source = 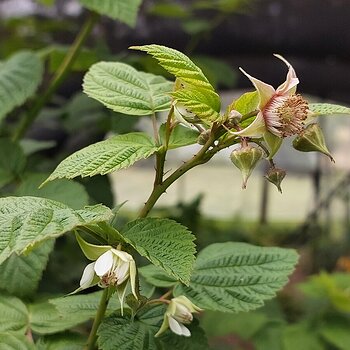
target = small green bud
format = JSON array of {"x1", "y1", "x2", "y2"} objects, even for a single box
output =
[
  {"x1": 293, "y1": 123, "x2": 334, "y2": 162},
  {"x1": 265, "y1": 167, "x2": 286, "y2": 193},
  {"x1": 225, "y1": 110, "x2": 242, "y2": 128},
  {"x1": 230, "y1": 145, "x2": 263, "y2": 189},
  {"x1": 197, "y1": 130, "x2": 211, "y2": 145}
]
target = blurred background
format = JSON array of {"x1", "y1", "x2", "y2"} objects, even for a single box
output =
[{"x1": 1, "y1": 0, "x2": 350, "y2": 349}]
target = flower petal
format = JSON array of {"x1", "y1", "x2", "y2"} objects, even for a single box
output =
[
  {"x1": 274, "y1": 54, "x2": 299, "y2": 95},
  {"x1": 168, "y1": 316, "x2": 185, "y2": 336},
  {"x1": 110, "y1": 248, "x2": 133, "y2": 262},
  {"x1": 94, "y1": 250, "x2": 114, "y2": 277},
  {"x1": 80, "y1": 262, "x2": 96, "y2": 289},
  {"x1": 115, "y1": 260, "x2": 130, "y2": 285},
  {"x1": 129, "y1": 260, "x2": 138, "y2": 299},
  {"x1": 231, "y1": 112, "x2": 266, "y2": 138},
  {"x1": 239, "y1": 67, "x2": 275, "y2": 108},
  {"x1": 179, "y1": 323, "x2": 191, "y2": 337}
]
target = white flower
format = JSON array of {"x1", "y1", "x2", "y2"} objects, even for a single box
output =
[
  {"x1": 155, "y1": 296, "x2": 202, "y2": 337},
  {"x1": 75, "y1": 234, "x2": 137, "y2": 309}
]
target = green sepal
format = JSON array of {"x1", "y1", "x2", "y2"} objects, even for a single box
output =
[
  {"x1": 75, "y1": 232, "x2": 111, "y2": 260},
  {"x1": 263, "y1": 131, "x2": 282, "y2": 159}
]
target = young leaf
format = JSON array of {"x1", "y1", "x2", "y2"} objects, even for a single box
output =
[
  {"x1": 0, "y1": 138, "x2": 26, "y2": 188},
  {"x1": 0, "y1": 332, "x2": 35, "y2": 349},
  {"x1": 0, "y1": 51, "x2": 43, "y2": 122},
  {"x1": 139, "y1": 264, "x2": 178, "y2": 288},
  {"x1": 79, "y1": 0, "x2": 142, "y2": 27},
  {"x1": 83, "y1": 62, "x2": 173, "y2": 115},
  {"x1": 159, "y1": 123, "x2": 199, "y2": 149},
  {"x1": 172, "y1": 87, "x2": 221, "y2": 122},
  {"x1": 43, "y1": 133, "x2": 159, "y2": 184},
  {"x1": 121, "y1": 218, "x2": 196, "y2": 286},
  {"x1": 229, "y1": 91, "x2": 259, "y2": 116},
  {"x1": 0, "y1": 240, "x2": 54, "y2": 298},
  {"x1": 309, "y1": 103, "x2": 350, "y2": 117},
  {"x1": 174, "y1": 242, "x2": 298, "y2": 312},
  {"x1": 0, "y1": 196, "x2": 112, "y2": 264},
  {"x1": 0, "y1": 295, "x2": 28, "y2": 334},
  {"x1": 130, "y1": 45, "x2": 215, "y2": 92}
]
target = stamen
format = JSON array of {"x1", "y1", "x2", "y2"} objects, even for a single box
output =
[{"x1": 263, "y1": 94, "x2": 309, "y2": 137}]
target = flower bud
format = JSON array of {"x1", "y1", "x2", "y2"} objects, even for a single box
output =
[
  {"x1": 155, "y1": 296, "x2": 202, "y2": 337},
  {"x1": 293, "y1": 123, "x2": 334, "y2": 162},
  {"x1": 230, "y1": 145, "x2": 263, "y2": 189},
  {"x1": 197, "y1": 129, "x2": 211, "y2": 145},
  {"x1": 265, "y1": 167, "x2": 286, "y2": 193},
  {"x1": 225, "y1": 110, "x2": 242, "y2": 128}
]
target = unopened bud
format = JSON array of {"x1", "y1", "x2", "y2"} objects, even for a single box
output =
[
  {"x1": 265, "y1": 167, "x2": 286, "y2": 193},
  {"x1": 197, "y1": 130, "x2": 211, "y2": 145},
  {"x1": 225, "y1": 110, "x2": 242, "y2": 128},
  {"x1": 293, "y1": 123, "x2": 334, "y2": 162},
  {"x1": 230, "y1": 145, "x2": 263, "y2": 189}
]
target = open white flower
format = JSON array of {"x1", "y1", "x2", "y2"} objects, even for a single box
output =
[
  {"x1": 75, "y1": 234, "x2": 137, "y2": 308},
  {"x1": 155, "y1": 296, "x2": 202, "y2": 337},
  {"x1": 235, "y1": 54, "x2": 309, "y2": 138}
]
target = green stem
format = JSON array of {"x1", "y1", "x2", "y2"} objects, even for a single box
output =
[
  {"x1": 86, "y1": 288, "x2": 110, "y2": 350},
  {"x1": 13, "y1": 11, "x2": 99, "y2": 141}
]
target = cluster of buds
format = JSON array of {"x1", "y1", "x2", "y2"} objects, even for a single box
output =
[
  {"x1": 74, "y1": 233, "x2": 137, "y2": 311},
  {"x1": 156, "y1": 296, "x2": 202, "y2": 337}
]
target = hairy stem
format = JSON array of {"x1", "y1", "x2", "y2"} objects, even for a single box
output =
[
  {"x1": 13, "y1": 11, "x2": 99, "y2": 141},
  {"x1": 86, "y1": 288, "x2": 110, "y2": 350}
]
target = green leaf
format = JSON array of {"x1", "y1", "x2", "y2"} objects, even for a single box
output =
[
  {"x1": 97, "y1": 306, "x2": 209, "y2": 350},
  {"x1": 148, "y1": 3, "x2": 190, "y2": 19},
  {"x1": 0, "y1": 51, "x2": 43, "y2": 122},
  {"x1": 43, "y1": 133, "x2": 159, "y2": 183},
  {"x1": 229, "y1": 91, "x2": 259, "y2": 116},
  {"x1": 139, "y1": 264, "x2": 178, "y2": 288},
  {"x1": 19, "y1": 139, "x2": 56, "y2": 156},
  {"x1": 282, "y1": 323, "x2": 325, "y2": 350},
  {"x1": 309, "y1": 103, "x2": 350, "y2": 116},
  {"x1": 79, "y1": 0, "x2": 142, "y2": 27},
  {"x1": 17, "y1": 173, "x2": 89, "y2": 209},
  {"x1": 97, "y1": 306, "x2": 164, "y2": 350},
  {"x1": 121, "y1": 218, "x2": 196, "y2": 286},
  {"x1": 320, "y1": 318, "x2": 350, "y2": 350},
  {"x1": 0, "y1": 295, "x2": 28, "y2": 334},
  {"x1": 159, "y1": 123, "x2": 199, "y2": 149},
  {"x1": 36, "y1": 333, "x2": 86, "y2": 350},
  {"x1": 83, "y1": 62, "x2": 173, "y2": 115},
  {"x1": 129, "y1": 45, "x2": 216, "y2": 93},
  {"x1": 172, "y1": 87, "x2": 221, "y2": 122},
  {"x1": 175, "y1": 242, "x2": 298, "y2": 312},
  {"x1": 0, "y1": 332, "x2": 35, "y2": 349},
  {"x1": 0, "y1": 138, "x2": 26, "y2": 188},
  {"x1": 0, "y1": 196, "x2": 112, "y2": 264},
  {"x1": 0, "y1": 240, "x2": 54, "y2": 298}
]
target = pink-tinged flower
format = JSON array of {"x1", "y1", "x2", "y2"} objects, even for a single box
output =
[{"x1": 235, "y1": 55, "x2": 309, "y2": 138}]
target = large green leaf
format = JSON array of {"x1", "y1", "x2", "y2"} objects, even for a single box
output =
[
  {"x1": 83, "y1": 62, "x2": 173, "y2": 115},
  {"x1": 121, "y1": 218, "x2": 196, "y2": 286},
  {"x1": 97, "y1": 306, "x2": 209, "y2": 350},
  {"x1": 43, "y1": 133, "x2": 159, "y2": 184},
  {"x1": 309, "y1": 103, "x2": 350, "y2": 117},
  {"x1": 320, "y1": 318, "x2": 350, "y2": 350},
  {"x1": 175, "y1": 242, "x2": 298, "y2": 312},
  {"x1": 0, "y1": 139, "x2": 26, "y2": 188},
  {"x1": 0, "y1": 332, "x2": 35, "y2": 350},
  {"x1": 0, "y1": 51, "x2": 43, "y2": 121},
  {"x1": 0, "y1": 196, "x2": 112, "y2": 264},
  {"x1": 0, "y1": 240, "x2": 54, "y2": 298},
  {"x1": 17, "y1": 173, "x2": 89, "y2": 209},
  {"x1": 0, "y1": 295, "x2": 28, "y2": 334},
  {"x1": 79, "y1": 0, "x2": 142, "y2": 27},
  {"x1": 130, "y1": 45, "x2": 215, "y2": 92},
  {"x1": 139, "y1": 264, "x2": 178, "y2": 288}
]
